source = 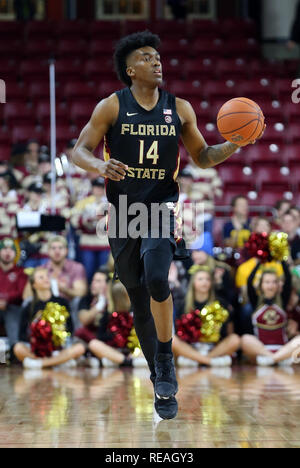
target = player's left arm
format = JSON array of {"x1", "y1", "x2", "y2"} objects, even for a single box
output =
[{"x1": 176, "y1": 98, "x2": 265, "y2": 169}]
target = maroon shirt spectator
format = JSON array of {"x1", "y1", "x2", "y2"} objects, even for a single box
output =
[
  {"x1": 43, "y1": 236, "x2": 87, "y2": 301},
  {"x1": 0, "y1": 238, "x2": 28, "y2": 347}
]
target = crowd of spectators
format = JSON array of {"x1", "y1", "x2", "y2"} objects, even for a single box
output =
[{"x1": 0, "y1": 138, "x2": 300, "y2": 369}]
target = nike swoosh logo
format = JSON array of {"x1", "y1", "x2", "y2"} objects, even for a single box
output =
[{"x1": 127, "y1": 112, "x2": 138, "y2": 116}]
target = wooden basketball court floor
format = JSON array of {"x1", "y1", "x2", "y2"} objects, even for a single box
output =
[{"x1": 1, "y1": 365, "x2": 300, "y2": 448}]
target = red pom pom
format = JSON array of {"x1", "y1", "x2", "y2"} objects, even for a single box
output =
[
  {"x1": 30, "y1": 320, "x2": 54, "y2": 357},
  {"x1": 107, "y1": 311, "x2": 134, "y2": 349},
  {"x1": 245, "y1": 232, "x2": 270, "y2": 262},
  {"x1": 175, "y1": 310, "x2": 202, "y2": 344}
]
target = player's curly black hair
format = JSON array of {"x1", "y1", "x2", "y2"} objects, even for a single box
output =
[{"x1": 113, "y1": 30, "x2": 161, "y2": 87}]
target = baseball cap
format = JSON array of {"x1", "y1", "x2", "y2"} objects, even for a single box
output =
[
  {"x1": 43, "y1": 172, "x2": 54, "y2": 184},
  {"x1": 92, "y1": 177, "x2": 105, "y2": 187},
  {"x1": 0, "y1": 238, "x2": 16, "y2": 252},
  {"x1": 27, "y1": 182, "x2": 44, "y2": 194},
  {"x1": 66, "y1": 139, "x2": 78, "y2": 149},
  {"x1": 178, "y1": 168, "x2": 193, "y2": 178}
]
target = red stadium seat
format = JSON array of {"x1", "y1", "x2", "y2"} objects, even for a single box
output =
[
  {"x1": 202, "y1": 80, "x2": 238, "y2": 101},
  {"x1": 282, "y1": 144, "x2": 300, "y2": 164},
  {"x1": 224, "y1": 38, "x2": 260, "y2": 58},
  {"x1": 224, "y1": 182, "x2": 254, "y2": 195},
  {"x1": 36, "y1": 101, "x2": 69, "y2": 126},
  {"x1": 244, "y1": 143, "x2": 283, "y2": 165},
  {"x1": 12, "y1": 125, "x2": 45, "y2": 144},
  {"x1": 89, "y1": 21, "x2": 121, "y2": 40},
  {"x1": 293, "y1": 192, "x2": 300, "y2": 207},
  {"x1": 276, "y1": 79, "x2": 296, "y2": 101},
  {"x1": 0, "y1": 40, "x2": 22, "y2": 60},
  {"x1": 285, "y1": 59, "x2": 300, "y2": 76},
  {"x1": 47, "y1": 125, "x2": 78, "y2": 148},
  {"x1": 25, "y1": 21, "x2": 55, "y2": 40},
  {"x1": 124, "y1": 21, "x2": 150, "y2": 35},
  {"x1": 3, "y1": 103, "x2": 34, "y2": 127},
  {"x1": 210, "y1": 99, "x2": 230, "y2": 121},
  {"x1": 258, "y1": 191, "x2": 293, "y2": 207},
  {"x1": 70, "y1": 101, "x2": 95, "y2": 127},
  {"x1": 89, "y1": 39, "x2": 117, "y2": 58},
  {"x1": 260, "y1": 123, "x2": 286, "y2": 145},
  {"x1": 161, "y1": 58, "x2": 184, "y2": 80},
  {"x1": 289, "y1": 161, "x2": 300, "y2": 190},
  {"x1": 0, "y1": 58, "x2": 18, "y2": 82},
  {"x1": 55, "y1": 59, "x2": 83, "y2": 84},
  {"x1": 254, "y1": 167, "x2": 291, "y2": 191},
  {"x1": 189, "y1": 99, "x2": 212, "y2": 121},
  {"x1": 97, "y1": 81, "x2": 123, "y2": 99},
  {"x1": 159, "y1": 40, "x2": 189, "y2": 60},
  {"x1": 237, "y1": 78, "x2": 275, "y2": 102},
  {"x1": 185, "y1": 59, "x2": 217, "y2": 80},
  {"x1": 220, "y1": 188, "x2": 257, "y2": 206},
  {"x1": 262, "y1": 101, "x2": 284, "y2": 124},
  {"x1": 0, "y1": 21, "x2": 24, "y2": 40},
  {"x1": 201, "y1": 123, "x2": 222, "y2": 145},
  {"x1": 64, "y1": 82, "x2": 96, "y2": 102},
  {"x1": 169, "y1": 80, "x2": 203, "y2": 99},
  {"x1": 220, "y1": 18, "x2": 257, "y2": 39},
  {"x1": 218, "y1": 164, "x2": 254, "y2": 185},
  {"x1": 190, "y1": 19, "x2": 220, "y2": 39},
  {"x1": 28, "y1": 82, "x2": 51, "y2": 102},
  {"x1": 283, "y1": 102, "x2": 300, "y2": 124},
  {"x1": 249, "y1": 59, "x2": 286, "y2": 80},
  {"x1": 0, "y1": 130, "x2": 11, "y2": 145},
  {"x1": 22, "y1": 41, "x2": 55, "y2": 60},
  {"x1": 152, "y1": 20, "x2": 188, "y2": 39},
  {"x1": 192, "y1": 39, "x2": 224, "y2": 58},
  {"x1": 286, "y1": 124, "x2": 300, "y2": 144},
  {"x1": 19, "y1": 60, "x2": 49, "y2": 83},
  {"x1": 84, "y1": 58, "x2": 115, "y2": 81},
  {"x1": 5, "y1": 82, "x2": 27, "y2": 104},
  {"x1": 56, "y1": 21, "x2": 88, "y2": 40},
  {"x1": 0, "y1": 145, "x2": 11, "y2": 162},
  {"x1": 56, "y1": 39, "x2": 87, "y2": 59},
  {"x1": 216, "y1": 59, "x2": 249, "y2": 80}
]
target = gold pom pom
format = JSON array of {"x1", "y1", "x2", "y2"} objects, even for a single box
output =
[
  {"x1": 269, "y1": 232, "x2": 290, "y2": 262},
  {"x1": 127, "y1": 327, "x2": 141, "y2": 355},
  {"x1": 42, "y1": 302, "x2": 70, "y2": 348},
  {"x1": 199, "y1": 301, "x2": 229, "y2": 343}
]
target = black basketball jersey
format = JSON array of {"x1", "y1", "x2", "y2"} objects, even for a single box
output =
[{"x1": 103, "y1": 87, "x2": 182, "y2": 208}]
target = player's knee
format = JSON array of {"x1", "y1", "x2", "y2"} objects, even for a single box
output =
[{"x1": 146, "y1": 277, "x2": 170, "y2": 302}]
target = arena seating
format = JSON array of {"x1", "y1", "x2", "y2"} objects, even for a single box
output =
[{"x1": 0, "y1": 17, "x2": 299, "y2": 208}]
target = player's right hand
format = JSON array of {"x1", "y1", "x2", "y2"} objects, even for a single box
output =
[{"x1": 100, "y1": 159, "x2": 128, "y2": 181}]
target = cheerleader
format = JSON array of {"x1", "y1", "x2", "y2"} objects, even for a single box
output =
[
  {"x1": 79, "y1": 277, "x2": 146, "y2": 367},
  {"x1": 173, "y1": 267, "x2": 240, "y2": 366},
  {"x1": 241, "y1": 259, "x2": 300, "y2": 365},
  {"x1": 14, "y1": 268, "x2": 85, "y2": 368}
]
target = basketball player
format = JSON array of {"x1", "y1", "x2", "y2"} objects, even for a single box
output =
[{"x1": 72, "y1": 31, "x2": 265, "y2": 419}]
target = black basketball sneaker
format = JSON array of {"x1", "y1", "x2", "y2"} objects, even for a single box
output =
[
  {"x1": 151, "y1": 369, "x2": 178, "y2": 420},
  {"x1": 154, "y1": 353, "x2": 178, "y2": 399}
]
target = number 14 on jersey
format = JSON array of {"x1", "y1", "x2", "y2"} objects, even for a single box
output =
[{"x1": 139, "y1": 140, "x2": 159, "y2": 165}]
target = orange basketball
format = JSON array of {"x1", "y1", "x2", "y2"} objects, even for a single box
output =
[{"x1": 217, "y1": 97, "x2": 265, "y2": 145}]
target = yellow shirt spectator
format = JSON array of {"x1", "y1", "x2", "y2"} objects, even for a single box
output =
[{"x1": 236, "y1": 257, "x2": 284, "y2": 288}]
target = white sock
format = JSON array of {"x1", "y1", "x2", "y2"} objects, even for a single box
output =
[
  {"x1": 177, "y1": 356, "x2": 198, "y2": 367},
  {"x1": 23, "y1": 357, "x2": 43, "y2": 369},
  {"x1": 210, "y1": 355, "x2": 232, "y2": 367},
  {"x1": 256, "y1": 355, "x2": 275, "y2": 366}
]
